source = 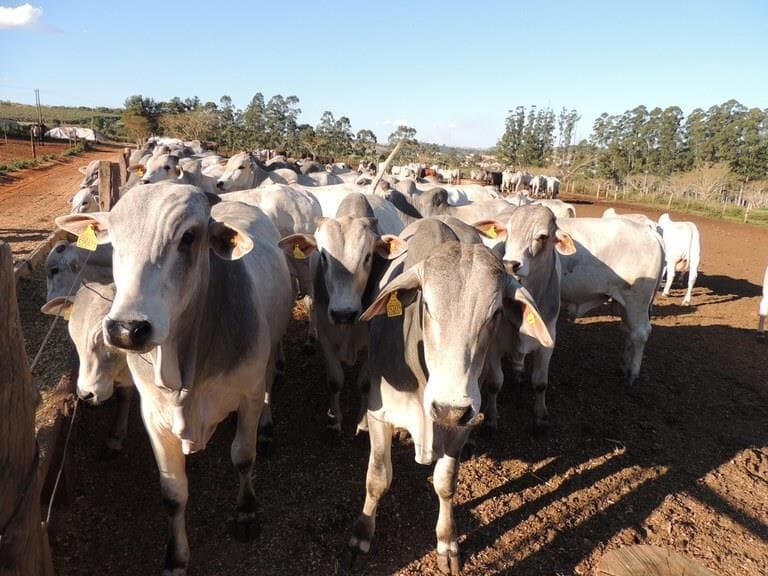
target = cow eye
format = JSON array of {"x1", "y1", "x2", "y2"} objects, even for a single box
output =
[
  {"x1": 164, "y1": 165, "x2": 170, "y2": 171},
  {"x1": 49, "y1": 267, "x2": 59, "y2": 276},
  {"x1": 179, "y1": 230, "x2": 195, "y2": 249},
  {"x1": 364, "y1": 253, "x2": 372, "y2": 265},
  {"x1": 537, "y1": 234, "x2": 549, "y2": 242},
  {"x1": 239, "y1": 165, "x2": 246, "y2": 170}
]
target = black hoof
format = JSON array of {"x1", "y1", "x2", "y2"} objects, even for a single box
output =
[
  {"x1": 98, "y1": 444, "x2": 123, "y2": 461},
  {"x1": 757, "y1": 332, "x2": 766, "y2": 342},
  {"x1": 229, "y1": 512, "x2": 258, "y2": 543},
  {"x1": 436, "y1": 550, "x2": 461, "y2": 575},
  {"x1": 342, "y1": 544, "x2": 369, "y2": 574}
]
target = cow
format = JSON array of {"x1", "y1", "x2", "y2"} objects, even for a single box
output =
[
  {"x1": 70, "y1": 186, "x2": 100, "y2": 213},
  {"x1": 545, "y1": 176, "x2": 560, "y2": 198},
  {"x1": 55, "y1": 183, "x2": 293, "y2": 575},
  {"x1": 345, "y1": 233, "x2": 551, "y2": 575},
  {"x1": 530, "y1": 175, "x2": 547, "y2": 197},
  {"x1": 216, "y1": 151, "x2": 279, "y2": 191},
  {"x1": 130, "y1": 153, "x2": 220, "y2": 194},
  {"x1": 557, "y1": 217, "x2": 665, "y2": 383},
  {"x1": 45, "y1": 240, "x2": 113, "y2": 300},
  {"x1": 474, "y1": 205, "x2": 576, "y2": 429},
  {"x1": 758, "y1": 265, "x2": 768, "y2": 341},
  {"x1": 533, "y1": 198, "x2": 576, "y2": 219},
  {"x1": 657, "y1": 213, "x2": 701, "y2": 305},
  {"x1": 602, "y1": 207, "x2": 657, "y2": 231},
  {"x1": 278, "y1": 192, "x2": 406, "y2": 435},
  {"x1": 41, "y1": 282, "x2": 133, "y2": 457}
]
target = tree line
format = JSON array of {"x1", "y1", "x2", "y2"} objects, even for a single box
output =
[{"x1": 495, "y1": 100, "x2": 768, "y2": 183}]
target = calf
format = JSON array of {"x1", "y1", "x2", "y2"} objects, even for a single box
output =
[
  {"x1": 56, "y1": 183, "x2": 293, "y2": 575},
  {"x1": 758, "y1": 265, "x2": 768, "y2": 341},
  {"x1": 346, "y1": 234, "x2": 551, "y2": 574}
]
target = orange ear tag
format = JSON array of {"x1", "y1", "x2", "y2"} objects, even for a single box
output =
[
  {"x1": 293, "y1": 243, "x2": 307, "y2": 259},
  {"x1": 386, "y1": 291, "x2": 403, "y2": 317},
  {"x1": 76, "y1": 224, "x2": 98, "y2": 252}
]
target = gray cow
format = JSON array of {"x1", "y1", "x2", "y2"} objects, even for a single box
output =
[
  {"x1": 41, "y1": 282, "x2": 133, "y2": 456},
  {"x1": 346, "y1": 226, "x2": 551, "y2": 575},
  {"x1": 278, "y1": 192, "x2": 406, "y2": 435},
  {"x1": 475, "y1": 204, "x2": 576, "y2": 429},
  {"x1": 56, "y1": 184, "x2": 293, "y2": 575}
]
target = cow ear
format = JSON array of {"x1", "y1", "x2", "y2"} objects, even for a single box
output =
[
  {"x1": 473, "y1": 220, "x2": 507, "y2": 241},
  {"x1": 55, "y1": 214, "x2": 110, "y2": 243},
  {"x1": 503, "y1": 279, "x2": 553, "y2": 348},
  {"x1": 554, "y1": 230, "x2": 576, "y2": 255},
  {"x1": 128, "y1": 163, "x2": 146, "y2": 173},
  {"x1": 174, "y1": 165, "x2": 183, "y2": 178},
  {"x1": 40, "y1": 296, "x2": 74, "y2": 318},
  {"x1": 278, "y1": 233, "x2": 317, "y2": 260},
  {"x1": 209, "y1": 221, "x2": 253, "y2": 260},
  {"x1": 360, "y1": 264, "x2": 422, "y2": 321},
  {"x1": 375, "y1": 234, "x2": 407, "y2": 260}
]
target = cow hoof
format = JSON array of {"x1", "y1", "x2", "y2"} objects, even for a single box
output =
[
  {"x1": 461, "y1": 437, "x2": 477, "y2": 459},
  {"x1": 98, "y1": 444, "x2": 123, "y2": 461},
  {"x1": 436, "y1": 550, "x2": 461, "y2": 575},
  {"x1": 342, "y1": 544, "x2": 369, "y2": 574},
  {"x1": 229, "y1": 512, "x2": 259, "y2": 543}
]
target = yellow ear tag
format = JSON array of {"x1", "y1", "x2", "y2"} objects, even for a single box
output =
[
  {"x1": 487, "y1": 225, "x2": 497, "y2": 239},
  {"x1": 76, "y1": 224, "x2": 98, "y2": 252},
  {"x1": 526, "y1": 311, "x2": 537, "y2": 325},
  {"x1": 136, "y1": 168, "x2": 144, "y2": 177},
  {"x1": 386, "y1": 291, "x2": 403, "y2": 317},
  {"x1": 293, "y1": 243, "x2": 307, "y2": 259},
  {"x1": 62, "y1": 306, "x2": 71, "y2": 321}
]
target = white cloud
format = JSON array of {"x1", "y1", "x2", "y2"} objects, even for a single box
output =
[{"x1": 0, "y1": 4, "x2": 43, "y2": 29}]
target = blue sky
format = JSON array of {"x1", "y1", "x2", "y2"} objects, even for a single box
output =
[{"x1": 1, "y1": 1, "x2": 766, "y2": 148}]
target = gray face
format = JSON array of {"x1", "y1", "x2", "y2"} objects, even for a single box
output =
[
  {"x1": 315, "y1": 216, "x2": 379, "y2": 324},
  {"x1": 500, "y1": 205, "x2": 559, "y2": 278},
  {"x1": 139, "y1": 154, "x2": 182, "y2": 184}
]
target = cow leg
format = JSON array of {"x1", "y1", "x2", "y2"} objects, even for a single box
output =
[
  {"x1": 318, "y1": 336, "x2": 344, "y2": 434},
  {"x1": 662, "y1": 263, "x2": 675, "y2": 297},
  {"x1": 758, "y1": 296, "x2": 768, "y2": 341},
  {"x1": 621, "y1": 304, "x2": 651, "y2": 385},
  {"x1": 682, "y1": 268, "x2": 697, "y2": 305},
  {"x1": 531, "y1": 345, "x2": 554, "y2": 430},
  {"x1": 103, "y1": 384, "x2": 134, "y2": 458},
  {"x1": 347, "y1": 416, "x2": 393, "y2": 570},
  {"x1": 142, "y1": 406, "x2": 189, "y2": 576},
  {"x1": 257, "y1": 345, "x2": 282, "y2": 455},
  {"x1": 480, "y1": 340, "x2": 504, "y2": 431},
  {"x1": 231, "y1": 394, "x2": 263, "y2": 541},
  {"x1": 355, "y1": 357, "x2": 370, "y2": 434},
  {"x1": 433, "y1": 430, "x2": 468, "y2": 575}
]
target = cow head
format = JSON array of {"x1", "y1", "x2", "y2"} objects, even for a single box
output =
[
  {"x1": 216, "y1": 151, "x2": 267, "y2": 191},
  {"x1": 41, "y1": 283, "x2": 125, "y2": 405},
  {"x1": 279, "y1": 219, "x2": 406, "y2": 325},
  {"x1": 362, "y1": 242, "x2": 552, "y2": 428},
  {"x1": 55, "y1": 185, "x2": 245, "y2": 360},
  {"x1": 475, "y1": 205, "x2": 575, "y2": 279}
]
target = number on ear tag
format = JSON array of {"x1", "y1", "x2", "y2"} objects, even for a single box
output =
[
  {"x1": 76, "y1": 224, "x2": 98, "y2": 252},
  {"x1": 386, "y1": 291, "x2": 403, "y2": 317}
]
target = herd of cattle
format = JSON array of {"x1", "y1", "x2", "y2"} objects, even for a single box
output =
[{"x1": 39, "y1": 136, "x2": 765, "y2": 575}]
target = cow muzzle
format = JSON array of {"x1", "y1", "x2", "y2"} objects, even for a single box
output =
[
  {"x1": 104, "y1": 318, "x2": 153, "y2": 351},
  {"x1": 430, "y1": 401, "x2": 484, "y2": 428},
  {"x1": 329, "y1": 308, "x2": 359, "y2": 325}
]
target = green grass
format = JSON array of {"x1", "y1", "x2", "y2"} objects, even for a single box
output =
[
  {"x1": 0, "y1": 141, "x2": 91, "y2": 174},
  {"x1": 0, "y1": 100, "x2": 125, "y2": 140}
]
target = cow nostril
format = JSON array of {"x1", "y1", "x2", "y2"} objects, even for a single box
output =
[
  {"x1": 504, "y1": 260, "x2": 521, "y2": 275},
  {"x1": 130, "y1": 321, "x2": 151, "y2": 341},
  {"x1": 458, "y1": 405, "x2": 475, "y2": 426},
  {"x1": 105, "y1": 319, "x2": 152, "y2": 349},
  {"x1": 330, "y1": 309, "x2": 358, "y2": 325},
  {"x1": 216, "y1": 181, "x2": 224, "y2": 190}
]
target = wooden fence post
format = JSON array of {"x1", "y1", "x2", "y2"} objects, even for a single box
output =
[
  {"x1": 0, "y1": 241, "x2": 53, "y2": 576},
  {"x1": 119, "y1": 148, "x2": 131, "y2": 185},
  {"x1": 98, "y1": 161, "x2": 121, "y2": 211}
]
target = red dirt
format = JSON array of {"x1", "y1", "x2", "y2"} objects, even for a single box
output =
[
  {"x1": 4, "y1": 166, "x2": 767, "y2": 576},
  {"x1": 0, "y1": 137, "x2": 75, "y2": 163}
]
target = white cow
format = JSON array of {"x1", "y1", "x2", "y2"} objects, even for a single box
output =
[
  {"x1": 545, "y1": 176, "x2": 561, "y2": 198},
  {"x1": 758, "y1": 265, "x2": 768, "y2": 340},
  {"x1": 657, "y1": 213, "x2": 701, "y2": 305},
  {"x1": 45, "y1": 240, "x2": 113, "y2": 299},
  {"x1": 602, "y1": 207, "x2": 657, "y2": 231},
  {"x1": 530, "y1": 175, "x2": 547, "y2": 197},
  {"x1": 556, "y1": 217, "x2": 665, "y2": 383},
  {"x1": 55, "y1": 184, "x2": 293, "y2": 575},
  {"x1": 533, "y1": 199, "x2": 576, "y2": 219}
]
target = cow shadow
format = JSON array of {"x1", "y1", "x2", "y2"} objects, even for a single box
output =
[{"x1": 441, "y1": 319, "x2": 768, "y2": 575}]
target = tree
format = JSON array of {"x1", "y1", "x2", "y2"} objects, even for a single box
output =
[
  {"x1": 264, "y1": 94, "x2": 301, "y2": 153},
  {"x1": 387, "y1": 125, "x2": 418, "y2": 162},
  {"x1": 355, "y1": 129, "x2": 377, "y2": 158}
]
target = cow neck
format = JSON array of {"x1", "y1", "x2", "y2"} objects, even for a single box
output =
[{"x1": 524, "y1": 249, "x2": 561, "y2": 322}]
